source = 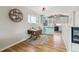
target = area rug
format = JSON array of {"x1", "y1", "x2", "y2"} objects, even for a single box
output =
[{"x1": 26, "y1": 35, "x2": 53, "y2": 46}]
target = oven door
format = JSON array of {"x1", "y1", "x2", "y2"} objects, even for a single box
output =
[{"x1": 72, "y1": 27, "x2": 79, "y2": 44}]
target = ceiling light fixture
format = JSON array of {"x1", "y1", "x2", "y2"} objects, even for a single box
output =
[
  {"x1": 42, "y1": 7, "x2": 46, "y2": 11},
  {"x1": 42, "y1": 6, "x2": 48, "y2": 12}
]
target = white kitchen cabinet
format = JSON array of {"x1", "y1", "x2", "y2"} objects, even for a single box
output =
[
  {"x1": 75, "y1": 11, "x2": 79, "y2": 27},
  {"x1": 48, "y1": 14, "x2": 69, "y2": 23},
  {"x1": 71, "y1": 11, "x2": 79, "y2": 52}
]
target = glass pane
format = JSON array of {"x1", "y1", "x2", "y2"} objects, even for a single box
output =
[{"x1": 31, "y1": 16, "x2": 36, "y2": 23}]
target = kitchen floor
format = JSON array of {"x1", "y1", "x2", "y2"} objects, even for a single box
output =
[{"x1": 3, "y1": 32, "x2": 66, "y2": 52}]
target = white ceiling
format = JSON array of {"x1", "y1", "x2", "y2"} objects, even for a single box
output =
[{"x1": 27, "y1": 6, "x2": 79, "y2": 16}]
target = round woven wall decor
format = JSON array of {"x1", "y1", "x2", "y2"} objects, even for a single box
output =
[{"x1": 9, "y1": 8, "x2": 23, "y2": 22}]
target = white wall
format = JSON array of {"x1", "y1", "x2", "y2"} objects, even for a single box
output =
[
  {"x1": 61, "y1": 12, "x2": 74, "y2": 52},
  {"x1": 0, "y1": 6, "x2": 39, "y2": 51},
  {"x1": 62, "y1": 24, "x2": 71, "y2": 51}
]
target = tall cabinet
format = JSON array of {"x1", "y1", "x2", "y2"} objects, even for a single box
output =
[{"x1": 72, "y1": 11, "x2": 79, "y2": 52}]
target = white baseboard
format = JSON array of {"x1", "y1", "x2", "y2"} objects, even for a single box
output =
[{"x1": 0, "y1": 37, "x2": 29, "y2": 51}]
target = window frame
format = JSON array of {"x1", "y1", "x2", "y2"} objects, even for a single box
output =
[{"x1": 28, "y1": 15, "x2": 37, "y2": 24}]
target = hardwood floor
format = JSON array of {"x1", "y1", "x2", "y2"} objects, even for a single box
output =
[{"x1": 2, "y1": 32, "x2": 66, "y2": 52}]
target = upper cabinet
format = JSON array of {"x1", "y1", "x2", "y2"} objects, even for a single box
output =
[
  {"x1": 48, "y1": 14, "x2": 69, "y2": 24},
  {"x1": 75, "y1": 11, "x2": 79, "y2": 27}
]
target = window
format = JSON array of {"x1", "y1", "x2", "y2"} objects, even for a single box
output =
[{"x1": 28, "y1": 15, "x2": 37, "y2": 23}]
